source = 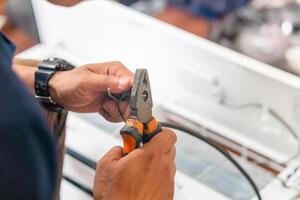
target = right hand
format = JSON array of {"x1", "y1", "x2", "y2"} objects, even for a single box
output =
[
  {"x1": 49, "y1": 61, "x2": 133, "y2": 122},
  {"x1": 93, "y1": 129, "x2": 177, "y2": 200}
]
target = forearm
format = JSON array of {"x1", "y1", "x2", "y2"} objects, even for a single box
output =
[
  {"x1": 12, "y1": 59, "x2": 67, "y2": 200},
  {"x1": 12, "y1": 58, "x2": 40, "y2": 93}
]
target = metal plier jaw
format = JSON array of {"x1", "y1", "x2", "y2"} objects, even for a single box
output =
[
  {"x1": 130, "y1": 69, "x2": 153, "y2": 123},
  {"x1": 120, "y1": 69, "x2": 161, "y2": 155}
]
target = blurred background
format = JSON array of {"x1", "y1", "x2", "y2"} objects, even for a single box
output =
[
  {"x1": 5, "y1": 1, "x2": 300, "y2": 199},
  {"x1": 2, "y1": 0, "x2": 300, "y2": 75}
]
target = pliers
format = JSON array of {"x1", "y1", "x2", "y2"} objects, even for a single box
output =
[{"x1": 108, "y1": 69, "x2": 162, "y2": 155}]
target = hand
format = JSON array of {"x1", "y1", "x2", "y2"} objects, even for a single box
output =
[
  {"x1": 93, "y1": 129, "x2": 177, "y2": 200},
  {"x1": 49, "y1": 61, "x2": 133, "y2": 122}
]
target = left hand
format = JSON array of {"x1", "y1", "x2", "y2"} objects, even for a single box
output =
[
  {"x1": 93, "y1": 129, "x2": 177, "y2": 200},
  {"x1": 49, "y1": 61, "x2": 133, "y2": 122}
]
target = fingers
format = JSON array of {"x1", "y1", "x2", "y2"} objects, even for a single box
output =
[
  {"x1": 86, "y1": 61, "x2": 133, "y2": 79},
  {"x1": 100, "y1": 99, "x2": 130, "y2": 122},
  {"x1": 123, "y1": 104, "x2": 131, "y2": 119},
  {"x1": 142, "y1": 129, "x2": 177, "y2": 155},
  {"x1": 87, "y1": 73, "x2": 131, "y2": 94},
  {"x1": 85, "y1": 61, "x2": 134, "y2": 93},
  {"x1": 100, "y1": 146, "x2": 123, "y2": 164},
  {"x1": 99, "y1": 108, "x2": 121, "y2": 123}
]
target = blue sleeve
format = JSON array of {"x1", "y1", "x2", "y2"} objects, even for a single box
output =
[
  {"x1": 170, "y1": 0, "x2": 250, "y2": 19},
  {"x1": 0, "y1": 32, "x2": 57, "y2": 200}
]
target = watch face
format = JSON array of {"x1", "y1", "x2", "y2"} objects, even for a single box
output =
[{"x1": 44, "y1": 58, "x2": 75, "y2": 71}]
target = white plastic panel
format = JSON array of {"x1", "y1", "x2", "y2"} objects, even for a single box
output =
[{"x1": 30, "y1": 0, "x2": 300, "y2": 163}]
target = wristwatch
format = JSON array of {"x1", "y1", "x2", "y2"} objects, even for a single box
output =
[{"x1": 35, "y1": 58, "x2": 75, "y2": 112}]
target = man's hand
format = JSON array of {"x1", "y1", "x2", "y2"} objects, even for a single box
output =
[
  {"x1": 13, "y1": 60, "x2": 133, "y2": 122},
  {"x1": 49, "y1": 61, "x2": 133, "y2": 122},
  {"x1": 93, "y1": 129, "x2": 177, "y2": 200}
]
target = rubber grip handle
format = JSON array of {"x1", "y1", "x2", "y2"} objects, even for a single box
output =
[
  {"x1": 121, "y1": 133, "x2": 138, "y2": 156},
  {"x1": 142, "y1": 117, "x2": 162, "y2": 144},
  {"x1": 120, "y1": 119, "x2": 143, "y2": 155}
]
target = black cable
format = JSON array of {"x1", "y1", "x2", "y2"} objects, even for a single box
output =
[
  {"x1": 63, "y1": 175, "x2": 93, "y2": 196},
  {"x1": 64, "y1": 148, "x2": 95, "y2": 197},
  {"x1": 268, "y1": 109, "x2": 298, "y2": 140},
  {"x1": 66, "y1": 147, "x2": 97, "y2": 169},
  {"x1": 105, "y1": 93, "x2": 262, "y2": 199},
  {"x1": 66, "y1": 124, "x2": 262, "y2": 200},
  {"x1": 160, "y1": 122, "x2": 262, "y2": 200},
  {"x1": 107, "y1": 89, "x2": 127, "y2": 122},
  {"x1": 116, "y1": 99, "x2": 126, "y2": 122}
]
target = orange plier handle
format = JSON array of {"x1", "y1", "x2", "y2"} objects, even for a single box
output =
[
  {"x1": 142, "y1": 117, "x2": 162, "y2": 144},
  {"x1": 120, "y1": 117, "x2": 161, "y2": 155}
]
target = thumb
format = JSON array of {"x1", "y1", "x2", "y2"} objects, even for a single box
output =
[
  {"x1": 101, "y1": 146, "x2": 123, "y2": 163},
  {"x1": 88, "y1": 73, "x2": 132, "y2": 93}
]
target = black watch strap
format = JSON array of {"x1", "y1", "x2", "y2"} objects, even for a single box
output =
[{"x1": 35, "y1": 58, "x2": 75, "y2": 112}]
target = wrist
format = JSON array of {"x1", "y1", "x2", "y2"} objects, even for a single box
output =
[
  {"x1": 48, "y1": 71, "x2": 64, "y2": 106},
  {"x1": 35, "y1": 58, "x2": 75, "y2": 112}
]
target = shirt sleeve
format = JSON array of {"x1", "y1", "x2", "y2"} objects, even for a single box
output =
[{"x1": 0, "y1": 32, "x2": 57, "y2": 200}]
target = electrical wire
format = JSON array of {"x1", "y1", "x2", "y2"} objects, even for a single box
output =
[
  {"x1": 64, "y1": 91, "x2": 296, "y2": 199},
  {"x1": 99, "y1": 90, "x2": 300, "y2": 198},
  {"x1": 106, "y1": 94, "x2": 262, "y2": 200},
  {"x1": 66, "y1": 122, "x2": 262, "y2": 200},
  {"x1": 107, "y1": 89, "x2": 127, "y2": 122},
  {"x1": 66, "y1": 147, "x2": 97, "y2": 169},
  {"x1": 160, "y1": 122, "x2": 262, "y2": 200},
  {"x1": 63, "y1": 175, "x2": 93, "y2": 196}
]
